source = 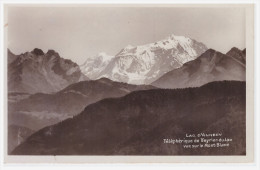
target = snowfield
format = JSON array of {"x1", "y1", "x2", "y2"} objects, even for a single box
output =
[{"x1": 80, "y1": 34, "x2": 208, "y2": 84}]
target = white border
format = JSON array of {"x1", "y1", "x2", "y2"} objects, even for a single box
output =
[{"x1": 0, "y1": 0, "x2": 259, "y2": 169}]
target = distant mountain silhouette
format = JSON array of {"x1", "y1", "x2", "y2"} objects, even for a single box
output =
[
  {"x1": 8, "y1": 78, "x2": 155, "y2": 130},
  {"x1": 8, "y1": 48, "x2": 88, "y2": 94},
  {"x1": 12, "y1": 81, "x2": 245, "y2": 155},
  {"x1": 152, "y1": 48, "x2": 245, "y2": 89},
  {"x1": 226, "y1": 47, "x2": 246, "y2": 65}
]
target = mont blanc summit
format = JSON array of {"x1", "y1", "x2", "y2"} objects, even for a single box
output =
[{"x1": 80, "y1": 34, "x2": 208, "y2": 84}]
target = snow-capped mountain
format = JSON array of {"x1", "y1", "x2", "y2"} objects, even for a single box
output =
[
  {"x1": 80, "y1": 34, "x2": 208, "y2": 84},
  {"x1": 8, "y1": 48, "x2": 88, "y2": 94},
  {"x1": 80, "y1": 52, "x2": 114, "y2": 79}
]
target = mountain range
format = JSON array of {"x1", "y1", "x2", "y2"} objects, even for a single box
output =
[
  {"x1": 152, "y1": 48, "x2": 246, "y2": 89},
  {"x1": 8, "y1": 48, "x2": 88, "y2": 94},
  {"x1": 7, "y1": 33, "x2": 246, "y2": 155},
  {"x1": 80, "y1": 34, "x2": 208, "y2": 84},
  {"x1": 8, "y1": 78, "x2": 155, "y2": 131},
  {"x1": 11, "y1": 81, "x2": 246, "y2": 155},
  {"x1": 8, "y1": 78, "x2": 154, "y2": 153},
  {"x1": 226, "y1": 47, "x2": 246, "y2": 65},
  {"x1": 8, "y1": 35, "x2": 245, "y2": 91}
]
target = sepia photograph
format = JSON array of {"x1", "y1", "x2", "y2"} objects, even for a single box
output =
[{"x1": 3, "y1": 3, "x2": 255, "y2": 163}]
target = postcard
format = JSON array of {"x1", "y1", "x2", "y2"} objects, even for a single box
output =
[{"x1": 4, "y1": 4, "x2": 254, "y2": 163}]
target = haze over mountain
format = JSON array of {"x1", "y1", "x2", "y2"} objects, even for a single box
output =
[
  {"x1": 226, "y1": 47, "x2": 246, "y2": 65},
  {"x1": 80, "y1": 34, "x2": 207, "y2": 84},
  {"x1": 152, "y1": 48, "x2": 246, "y2": 89},
  {"x1": 11, "y1": 81, "x2": 246, "y2": 155},
  {"x1": 8, "y1": 48, "x2": 88, "y2": 94},
  {"x1": 8, "y1": 78, "x2": 155, "y2": 131}
]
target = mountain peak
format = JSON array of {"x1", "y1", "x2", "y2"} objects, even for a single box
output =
[
  {"x1": 227, "y1": 47, "x2": 242, "y2": 54},
  {"x1": 97, "y1": 52, "x2": 114, "y2": 61},
  {"x1": 206, "y1": 48, "x2": 217, "y2": 53},
  {"x1": 31, "y1": 48, "x2": 44, "y2": 56},
  {"x1": 8, "y1": 48, "x2": 88, "y2": 94},
  {"x1": 124, "y1": 45, "x2": 134, "y2": 49},
  {"x1": 226, "y1": 47, "x2": 246, "y2": 65},
  {"x1": 168, "y1": 33, "x2": 179, "y2": 39},
  {"x1": 46, "y1": 49, "x2": 59, "y2": 57},
  {"x1": 118, "y1": 45, "x2": 135, "y2": 55},
  {"x1": 167, "y1": 33, "x2": 190, "y2": 41},
  {"x1": 80, "y1": 33, "x2": 208, "y2": 84},
  {"x1": 196, "y1": 49, "x2": 223, "y2": 61},
  {"x1": 152, "y1": 48, "x2": 245, "y2": 89}
]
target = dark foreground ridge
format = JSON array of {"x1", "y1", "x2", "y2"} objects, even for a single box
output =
[{"x1": 12, "y1": 81, "x2": 246, "y2": 155}]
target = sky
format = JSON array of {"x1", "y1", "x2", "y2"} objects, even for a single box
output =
[{"x1": 7, "y1": 6, "x2": 245, "y2": 65}]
